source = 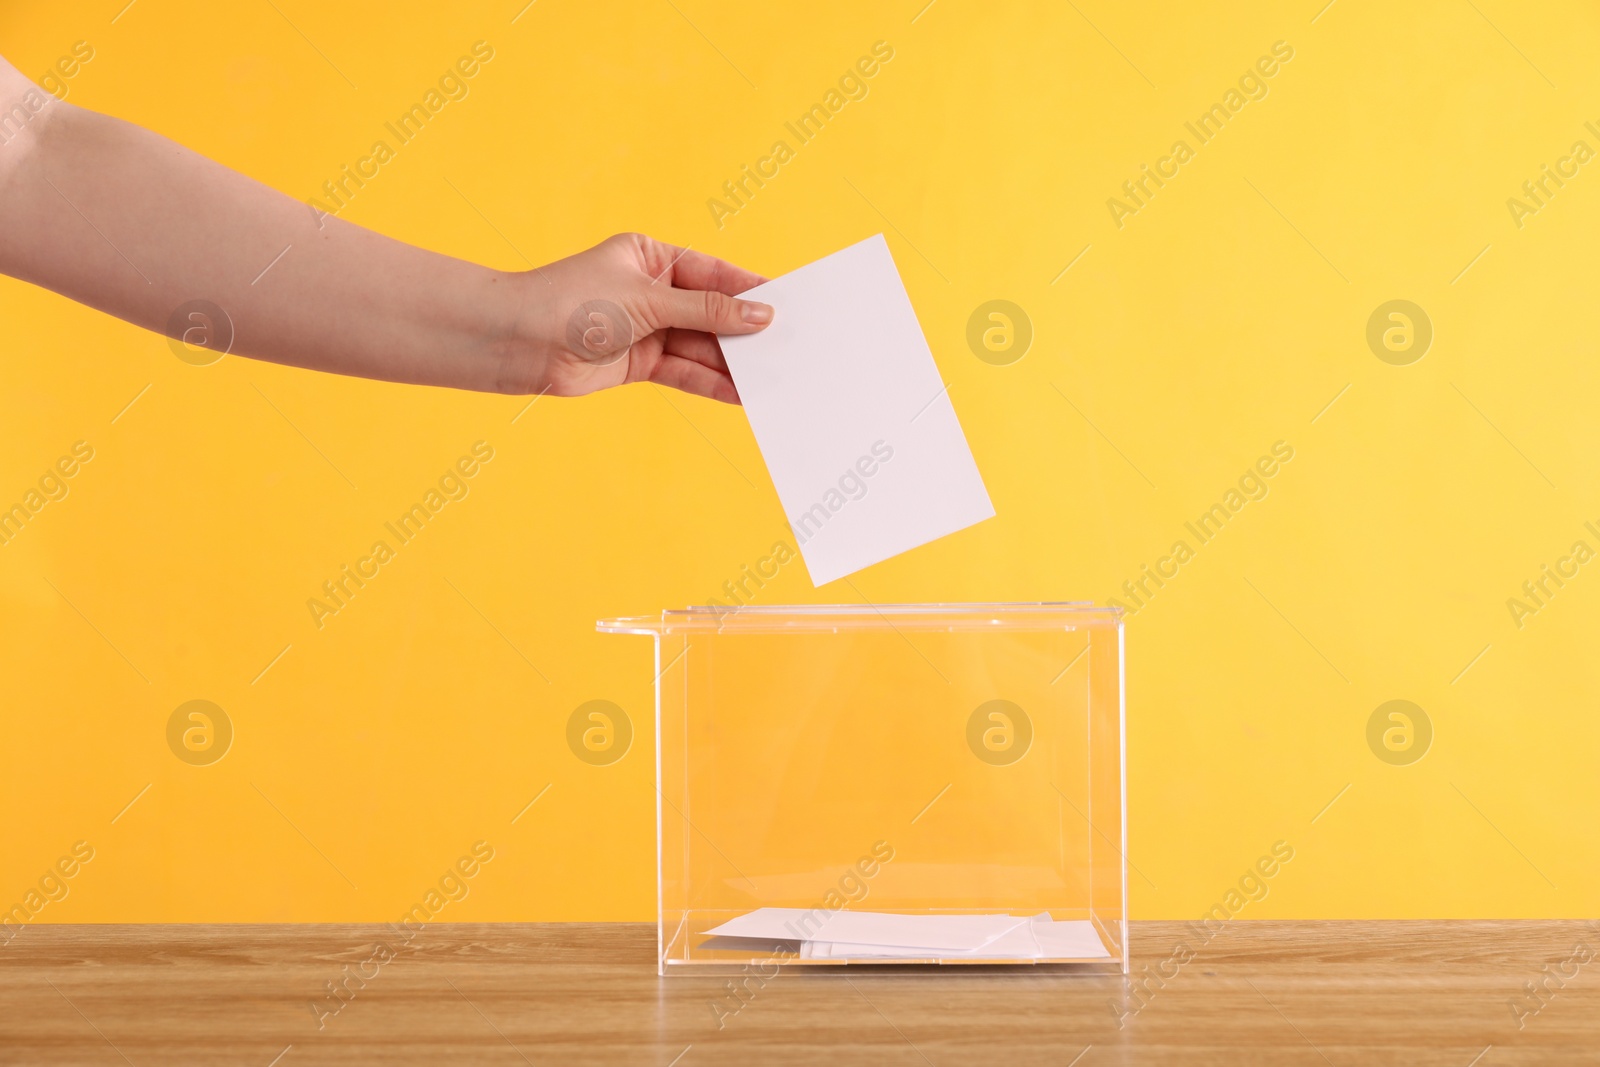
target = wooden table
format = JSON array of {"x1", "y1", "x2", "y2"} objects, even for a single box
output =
[{"x1": 3, "y1": 921, "x2": 1597, "y2": 1064}]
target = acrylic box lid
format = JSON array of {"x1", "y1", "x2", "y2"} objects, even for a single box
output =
[{"x1": 597, "y1": 601, "x2": 1123, "y2": 635}]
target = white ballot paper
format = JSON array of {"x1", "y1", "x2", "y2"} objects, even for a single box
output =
[
  {"x1": 719, "y1": 235, "x2": 995, "y2": 586},
  {"x1": 703, "y1": 908, "x2": 1112, "y2": 961},
  {"x1": 704, "y1": 907, "x2": 1026, "y2": 952},
  {"x1": 803, "y1": 916, "x2": 1112, "y2": 961}
]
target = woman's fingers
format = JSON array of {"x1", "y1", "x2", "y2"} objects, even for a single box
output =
[
  {"x1": 650, "y1": 353, "x2": 740, "y2": 405},
  {"x1": 645, "y1": 284, "x2": 772, "y2": 336},
  {"x1": 662, "y1": 327, "x2": 728, "y2": 371},
  {"x1": 649, "y1": 240, "x2": 768, "y2": 295}
]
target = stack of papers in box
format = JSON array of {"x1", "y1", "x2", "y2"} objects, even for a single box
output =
[{"x1": 702, "y1": 907, "x2": 1111, "y2": 961}]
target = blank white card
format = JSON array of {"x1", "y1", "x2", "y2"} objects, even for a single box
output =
[{"x1": 719, "y1": 235, "x2": 995, "y2": 585}]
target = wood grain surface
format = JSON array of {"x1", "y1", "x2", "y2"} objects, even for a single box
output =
[{"x1": 3, "y1": 920, "x2": 1599, "y2": 1065}]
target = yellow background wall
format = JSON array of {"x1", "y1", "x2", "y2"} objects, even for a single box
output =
[{"x1": 2, "y1": 0, "x2": 1597, "y2": 923}]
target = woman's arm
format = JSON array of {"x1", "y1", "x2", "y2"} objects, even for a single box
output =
[{"x1": 0, "y1": 56, "x2": 771, "y2": 403}]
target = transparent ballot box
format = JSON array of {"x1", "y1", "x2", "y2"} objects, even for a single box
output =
[{"x1": 598, "y1": 603, "x2": 1126, "y2": 975}]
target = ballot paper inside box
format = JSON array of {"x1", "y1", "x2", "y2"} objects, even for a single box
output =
[{"x1": 598, "y1": 603, "x2": 1127, "y2": 976}]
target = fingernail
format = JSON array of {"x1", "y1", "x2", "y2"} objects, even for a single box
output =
[{"x1": 740, "y1": 301, "x2": 773, "y2": 325}]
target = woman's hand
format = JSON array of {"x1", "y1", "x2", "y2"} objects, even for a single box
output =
[
  {"x1": 0, "y1": 54, "x2": 772, "y2": 403},
  {"x1": 510, "y1": 233, "x2": 773, "y2": 405}
]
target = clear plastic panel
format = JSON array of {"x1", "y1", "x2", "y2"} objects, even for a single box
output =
[{"x1": 599, "y1": 603, "x2": 1126, "y2": 975}]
